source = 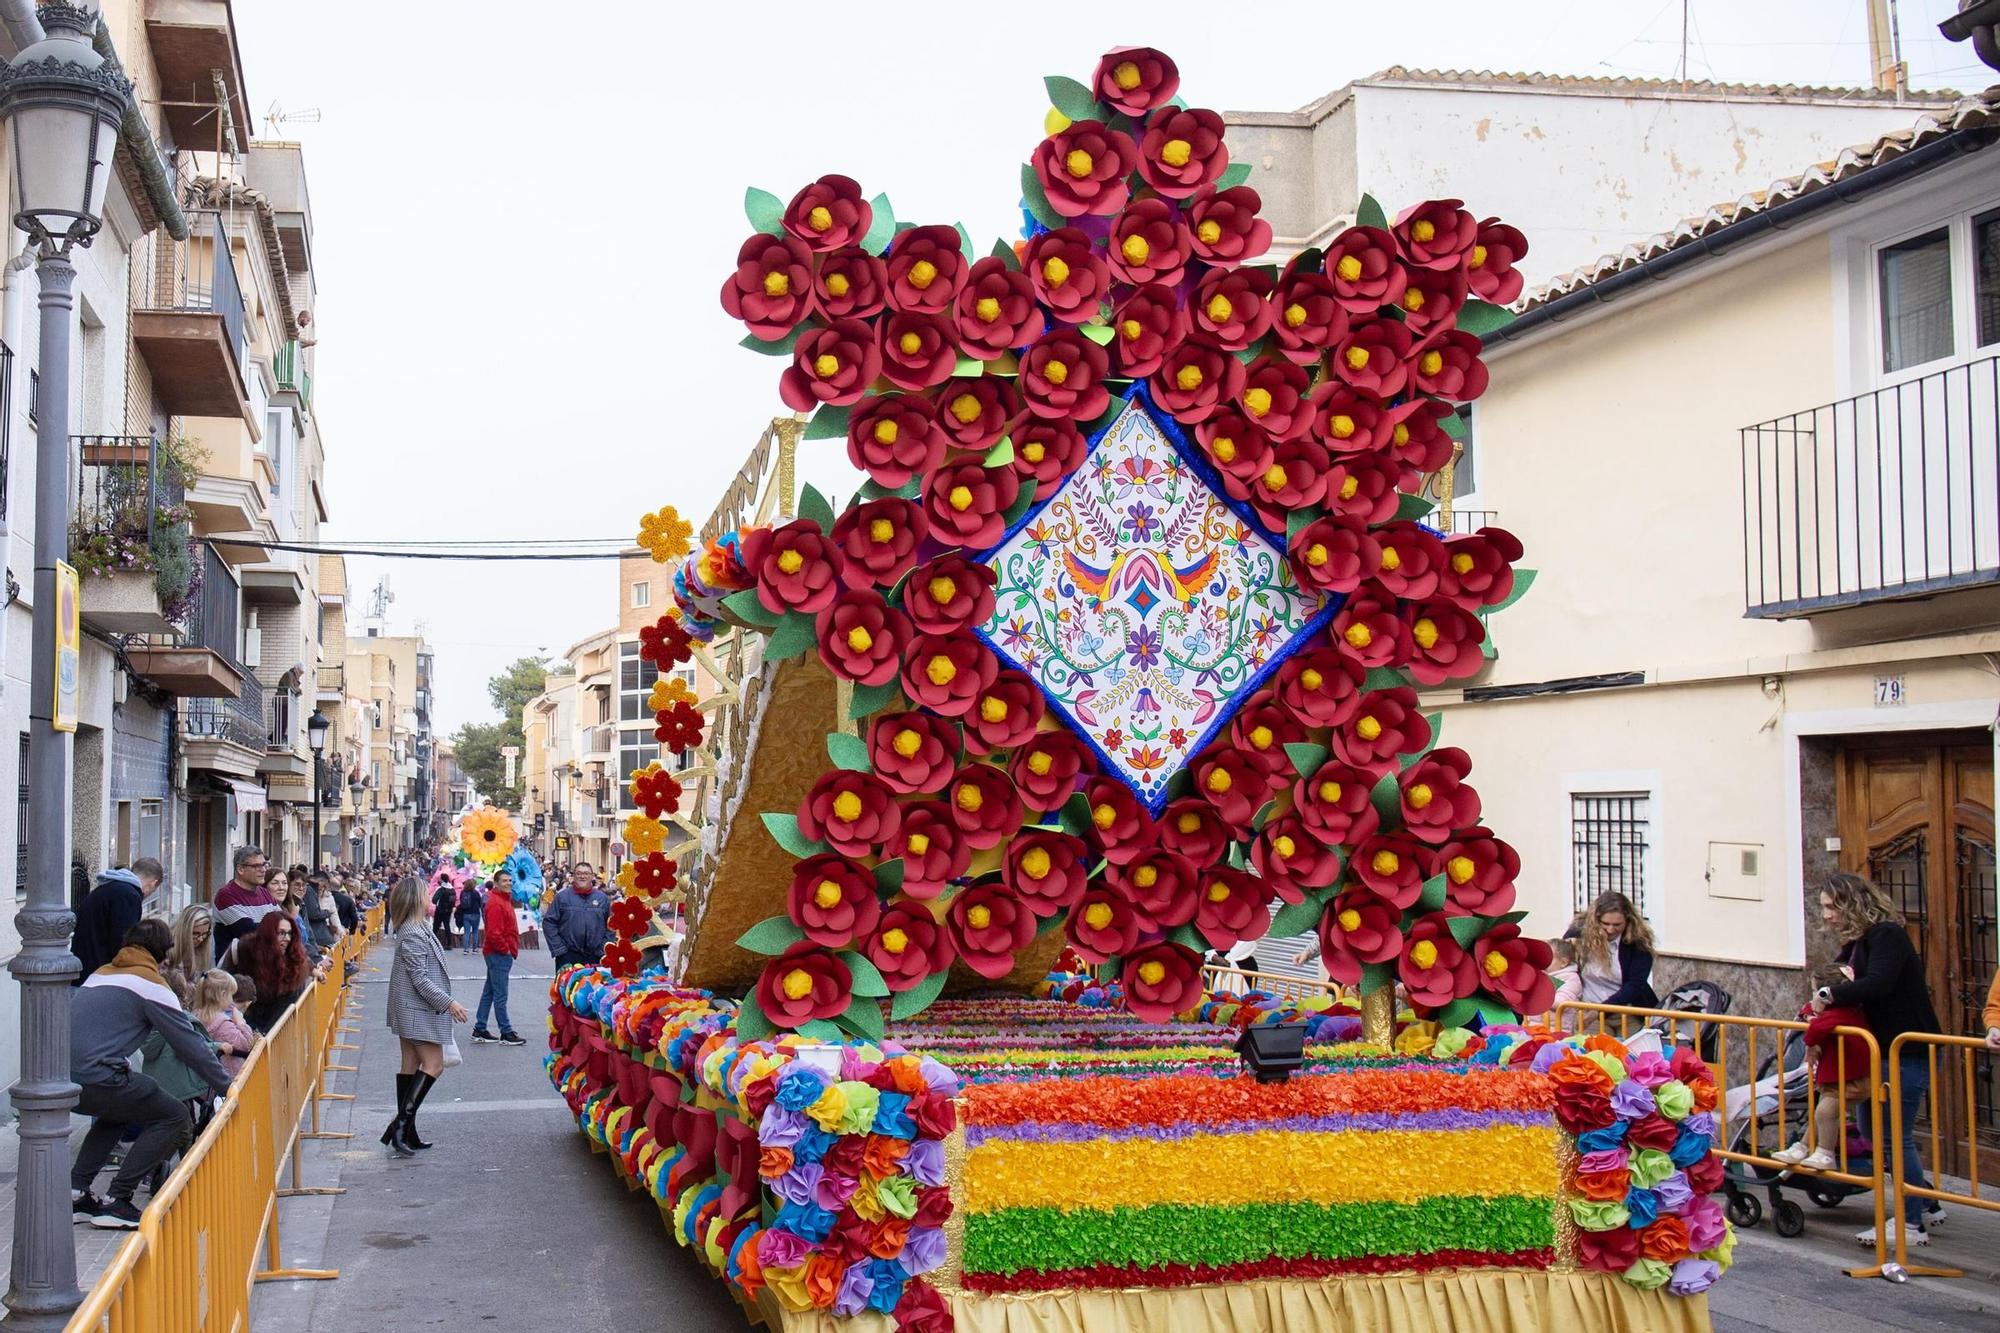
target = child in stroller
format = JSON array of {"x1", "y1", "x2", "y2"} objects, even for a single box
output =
[{"x1": 1773, "y1": 967, "x2": 1870, "y2": 1172}]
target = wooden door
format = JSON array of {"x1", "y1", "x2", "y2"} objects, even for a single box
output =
[{"x1": 1836, "y1": 736, "x2": 1997, "y2": 1175}]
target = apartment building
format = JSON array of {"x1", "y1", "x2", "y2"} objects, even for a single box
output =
[{"x1": 343, "y1": 631, "x2": 438, "y2": 861}]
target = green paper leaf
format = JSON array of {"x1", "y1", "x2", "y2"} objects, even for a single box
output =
[
  {"x1": 1268, "y1": 893, "x2": 1329, "y2": 940},
  {"x1": 734, "y1": 991, "x2": 775, "y2": 1043},
  {"x1": 990, "y1": 238, "x2": 1021, "y2": 270},
  {"x1": 736, "y1": 916, "x2": 806, "y2": 956},
  {"x1": 1020, "y1": 163, "x2": 1063, "y2": 231},
  {"x1": 1000, "y1": 479, "x2": 1038, "y2": 529},
  {"x1": 1360, "y1": 960, "x2": 1396, "y2": 997},
  {"x1": 745, "y1": 186, "x2": 785, "y2": 236},
  {"x1": 827, "y1": 732, "x2": 871, "y2": 772},
  {"x1": 1395, "y1": 492, "x2": 1437, "y2": 524},
  {"x1": 1250, "y1": 799, "x2": 1276, "y2": 833},
  {"x1": 1285, "y1": 507, "x2": 1323, "y2": 542},
  {"x1": 1482, "y1": 569, "x2": 1538, "y2": 617},
  {"x1": 1417, "y1": 873, "x2": 1448, "y2": 913},
  {"x1": 872, "y1": 858, "x2": 905, "y2": 896},
  {"x1": 1493, "y1": 910, "x2": 1529, "y2": 927},
  {"x1": 1169, "y1": 923, "x2": 1204, "y2": 952},
  {"x1": 1058, "y1": 792, "x2": 1093, "y2": 838},
  {"x1": 739, "y1": 327, "x2": 803, "y2": 356},
  {"x1": 983, "y1": 438, "x2": 1015, "y2": 469},
  {"x1": 722, "y1": 588, "x2": 781, "y2": 628},
  {"x1": 1455, "y1": 299, "x2": 1515, "y2": 338},
  {"x1": 1226, "y1": 841, "x2": 1247, "y2": 870},
  {"x1": 1438, "y1": 405, "x2": 1467, "y2": 441},
  {"x1": 803, "y1": 403, "x2": 851, "y2": 442},
  {"x1": 1284, "y1": 742, "x2": 1330, "y2": 776},
  {"x1": 836, "y1": 998, "x2": 884, "y2": 1042},
  {"x1": 1471, "y1": 996, "x2": 1521, "y2": 1028},
  {"x1": 1361, "y1": 667, "x2": 1409, "y2": 693},
  {"x1": 1044, "y1": 74, "x2": 1102, "y2": 122},
  {"x1": 1447, "y1": 914, "x2": 1487, "y2": 948},
  {"x1": 1034, "y1": 908, "x2": 1067, "y2": 936},
  {"x1": 797, "y1": 1018, "x2": 845, "y2": 1042},
  {"x1": 954, "y1": 221, "x2": 977, "y2": 263},
  {"x1": 1403, "y1": 714, "x2": 1442, "y2": 768},
  {"x1": 1293, "y1": 246, "x2": 1324, "y2": 274},
  {"x1": 848, "y1": 680, "x2": 902, "y2": 720},
  {"x1": 1369, "y1": 770, "x2": 1403, "y2": 824},
  {"x1": 1216, "y1": 162, "x2": 1252, "y2": 191},
  {"x1": 1481, "y1": 636, "x2": 1499, "y2": 661},
  {"x1": 1434, "y1": 997, "x2": 1482, "y2": 1030},
  {"x1": 860, "y1": 193, "x2": 897, "y2": 256},
  {"x1": 840, "y1": 951, "x2": 891, "y2": 998},
  {"x1": 1079, "y1": 324, "x2": 1116, "y2": 346},
  {"x1": 1163, "y1": 767, "x2": 1193, "y2": 803},
  {"x1": 891, "y1": 971, "x2": 948, "y2": 1021},
  {"x1": 798, "y1": 483, "x2": 836, "y2": 532},
  {"x1": 954, "y1": 354, "x2": 985, "y2": 378},
  {"x1": 857, "y1": 478, "x2": 921, "y2": 503},
  {"x1": 760, "y1": 811, "x2": 828, "y2": 858},
  {"x1": 1356, "y1": 193, "x2": 1388, "y2": 231},
  {"x1": 764, "y1": 609, "x2": 818, "y2": 663}
]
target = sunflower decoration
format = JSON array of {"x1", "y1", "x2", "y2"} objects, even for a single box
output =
[{"x1": 459, "y1": 806, "x2": 517, "y2": 867}]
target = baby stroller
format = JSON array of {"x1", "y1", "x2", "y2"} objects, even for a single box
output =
[
  {"x1": 1646, "y1": 980, "x2": 1731, "y2": 1064},
  {"x1": 1719, "y1": 1027, "x2": 1879, "y2": 1236}
]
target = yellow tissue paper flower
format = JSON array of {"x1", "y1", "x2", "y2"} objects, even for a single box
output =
[
  {"x1": 623, "y1": 814, "x2": 668, "y2": 858},
  {"x1": 637, "y1": 506, "x2": 694, "y2": 564}
]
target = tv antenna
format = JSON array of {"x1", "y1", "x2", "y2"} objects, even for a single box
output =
[{"x1": 263, "y1": 101, "x2": 322, "y2": 137}]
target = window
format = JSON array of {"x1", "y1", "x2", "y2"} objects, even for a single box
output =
[
  {"x1": 619, "y1": 640, "x2": 660, "y2": 722},
  {"x1": 631, "y1": 581, "x2": 651, "y2": 609},
  {"x1": 1570, "y1": 792, "x2": 1650, "y2": 920},
  {"x1": 15, "y1": 732, "x2": 28, "y2": 896},
  {"x1": 1879, "y1": 228, "x2": 1954, "y2": 371},
  {"x1": 1452, "y1": 403, "x2": 1476, "y2": 497},
  {"x1": 1976, "y1": 208, "x2": 2000, "y2": 349}
]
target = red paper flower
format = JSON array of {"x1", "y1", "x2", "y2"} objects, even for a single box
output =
[
  {"x1": 1024, "y1": 228, "x2": 1111, "y2": 326},
  {"x1": 1010, "y1": 415, "x2": 1087, "y2": 488},
  {"x1": 1111, "y1": 848, "x2": 1200, "y2": 930},
  {"x1": 1332, "y1": 587, "x2": 1409, "y2": 671},
  {"x1": 1473, "y1": 924, "x2": 1555, "y2": 1014},
  {"x1": 1399, "y1": 912, "x2": 1479, "y2": 1012},
  {"x1": 1065, "y1": 887, "x2": 1141, "y2": 963},
  {"x1": 1108, "y1": 199, "x2": 1191, "y2": 287},
  {"x1": 932, "y1": 376, "x2": 1018, "y2": 452},
  {"x1": 783, "y1": 175, "x2": 872, "y2": 252},
  {"x1": 1331, "y1": 317, "x2": 1414, "y2": 398},
  {"x1": 1686, "y1": 1147, "x2": 1725, "y2": 1194},
  {"x1": 1316, "y1": 888, "x2": 1403, "y2": 985},
  {"x1": 1159, "y1": 797, "x2": 1229, "y2": 866},
  {"x1": 1186, "y1": 185, "x2": 1272, "y2": 267},
  {"x1": 923, "y1": 461, "x2": 1019, "y2": 550},
  {"x1": 609, "y1": 895, "x2": 651, "y2": 936},
  {"x1": 1323, "y1": 452, "x2": 1403, "y2": 527},
  {"x1": 1150, "y1": 337, "x2": 1244, "y2": 424},
  {"x1": 814, "y1": 589, "x2": 911, "y2": 687},
  {"x1": 896, "y1": 801, "x2": 969, "y2": 898},
  {"x1": 1110, "y1": 283, "x2": 1187, "y2": 378},
  {"x1": 1247, "y1": 435, "x2": 1331, "y2": 527},
  {"x1": 1251, "y1": 815, "x2": 1340, "y2": 902},
  {"x1": 945, "y1": 763, "x2": 1022, "y2": 850},
  {"x1": 1434, "y1": 829, "x2": 1520, "y2": 916},
  {"x1": 1093, "y1": 46, "x2": 1179, "y2": 117},
  {"x1": 1396, "y1": 262, "x2": 1468, "y2": 333},
  {"x1": 632, "y1": 853, "x2": 678, "y2": 897},
  {"x1": 639, "y1": 613, "x2": 693, "y2": 671},
  {"x1": 868, "y1": 711, "x2": 961, "y2": 796},
  {"x1": 844, "y1": 395, "x2": 943, "y2": 490},
  {"x1": 1404, "y1": 601, "x2": 1487, "y2": 686},
  {"x1": 1196, "y1": 407, "x2": 1273, "y2": 503},
  {"x1": 1412, "y1": 328, "x2": 1489, "y2": 402},
  {"x1": 901, "y1": 632, "x2": 998, "y2": 718},
  {"x1": 1324, "y1": 226, "x2": 1408, "y2": 314},
  {"x1": 602, "y1": 939, "x2": 640, "y2": 977},
  {"x1": 1395, "y1": 198, "x2": 1478, "y2": 272},
  {"x1": 892, "y1": 1279, "x2": 952, "y2": 1333},
  {"x1": 1437, "y1": 527, "x2": 1524, "y2": 611},
  {"x1": 1230, "y1": 696, "x2": 1305, "y2": 768},
  {"x1": 1399, "y1": 747, "x2": 1479, "y2": 844},
  {"x1": 946, "y1": 883, "x2": 1036, "y2": 979},
  {"x1": 964, "y1": 668, "x2": 1044, "y2": 755},
  {"x1": 798, "y1": 770, "x2": 903, "y2": 859},
  {"x1": 1196, "y1": 867, "x2": 1274, "y2": 949},
  {"x1": 745, "y1": 518, "x2": 842, "y2": 615},
  {"x1": 1004, "y1": 830, "x2": 1091, "y2": 915},
  {"x1": 655, "y1": 701, "x2": 705, "y2": 751},
  {"x1": 786, "y1": 852, "x2": 882, "y2": 947},
  {"x1": 905, "y1": 555, "x2": 999, "y2": 635},
  {"x1": 1031, "y1": 120, "x2": 1138, "y2": 219},
  {"x1": 1019, "y1": 328, "x2": 1111, "y2": 422},
  {"x1": 1628, "y1": 1114, "x2": 1681, "y2": 1153},
  {"x1": 1310, "y1": 383, "x2": 1390, "y2": 456},
  {"x1": 1384, "y1": 398, "x2": 1458, "y2": 485},
  {"x1": 1292, "y1": 758, "x2": 1379, "y2": 846},
  {"x1": 1191, "y1": 267, "x2": 1274, "y2": 352},
  {"x1": 884, "y1": 224, "x2": 966, "y2": 315},
  {"x1": 1352, "y1": 833, "x2": 1426, "y2": 909},
  {"x1": 781, "y1": 319, "x2": 882, "y2": 412},
  {"x1": 830, "y1": 497, "x2": 927, "y2": 587},
  {"x1": 1467, "y1": 218, "x2": 1529, "y2": 304},
  {"x1": 952, "y1": 256, "x2": 1044, "y2": 359},
  {"x1": 756, "y1": 942, "x2": 853, "y2": 1029},
  {"x1": 630, "y1": 767, "x2": 684, "y2": 819},
  {"x1": 813, "y1": 246, "x2": 887, "y2": 320},
  {"x1": 1120, "y1": 941, "x2": 1202, "y2": 1022},
  {"x1": 1332, "y1": 686, "x2": 1429, "y2": 775},
  {"x1": 721, "y1": 233, "x2": 815, "y2": 340},
  {"x1": 1576, "y1": 1224, "x2": 1641, "y2": 1274},
  {"x1": 1237, "y1": 357, "x2": 1314, "y2": 443},
  {"x1": 1273, "y1": 649, "x2": 1363, "y2": 728},
  {"x1": 1137, "y1": 106, "x2": 1228, "y2": 198},
  {"x1": 1193, "y1": 747, "x2": 1280, "y2": 829},
  {"x1": 862, "y1": 904, "x2": 955, "y2": 993},
  {"x1": 1273, "y1": 261, "x2": 1350, "y2": 364},
  {"x1": 1008, "y1": 730, "x2": 1094, "y2": 812},
  {"x1": 1288, "y1": 514, "x2": 1379, "y2": 596},
  {"x1": 1084, "y1": 776, "x2": 1154, "y2": 866},
  {"x1": 1365, "y1": 524, "x2": 1441, "y2": 602},
  {"x1": 878, "y1": 311, "x2": 958, "y2": 392}
]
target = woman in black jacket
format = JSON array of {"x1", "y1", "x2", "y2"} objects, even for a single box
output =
[
  {"x1": 1573, "y1": 891, "x2": 1658, "y2": 1009},
  {"x1": 1814, "y1": 872, "x2": 1942, "y2": 1248}
]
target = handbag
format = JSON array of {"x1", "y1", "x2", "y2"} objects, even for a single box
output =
[{"x1": 442, "y1": 1035, "x2": 462, "y2": 1069}]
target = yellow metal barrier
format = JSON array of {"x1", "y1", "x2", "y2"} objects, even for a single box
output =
[
  {"x1": 1874, "y1": 1032, "x2": 2000, "y2": 1280},
  {"x1": 1557, "y1": 1001, "x2": 1890, "y2": 1277},
  {"x1": 1198, "y1": 964, "x2": 1352, "y2": 1004},
  {"x1": 67, "y1": 926, "x2": 373, "y2": 1330}
]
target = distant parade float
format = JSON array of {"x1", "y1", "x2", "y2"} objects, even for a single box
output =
[
  {"x1": 441, "y1": 806, "x2": 544, "y2": 909},
  {"x1": 546, "y1": 46, "x2": 1729, "y2": 1333}
]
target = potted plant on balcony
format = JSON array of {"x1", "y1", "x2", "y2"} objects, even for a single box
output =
[{"x1": 79, "y1": 437, "x2": 148, "y2": 466}]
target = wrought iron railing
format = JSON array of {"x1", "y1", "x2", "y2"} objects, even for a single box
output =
[
  {"x1": 184, "y1": 673, "x2": 266, "y2": 751},
  {"x1": 1742, "y1": 354, "x2": 2000, "y2": 617},
  {"x1": 139, "y1": 210, "x2": 246, "y2": 366},
  {"x1": 1440, "y1": 508, "x2": 1499, "y2": 535},
  {"x1": 72, "y1": 434, "x2": 165, "y2": 556}
]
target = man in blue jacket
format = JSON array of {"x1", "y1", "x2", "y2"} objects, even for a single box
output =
[
  {"x1": 541, "y1": 862, "x2": 611, "y2": 970},
  {"x1": 70, "y1": 859, "x2": 164, "y2": 983}
]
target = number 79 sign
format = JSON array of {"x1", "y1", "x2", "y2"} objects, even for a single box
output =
[{"x1": 1873, "y1": 675, "x2": 1906, "y2": 708}]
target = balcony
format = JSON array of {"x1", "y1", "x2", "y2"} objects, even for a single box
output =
[
  {"x1": 126, "y1": 545, "x2": 246, "y2": 699},
  {"x1": 272, "y1": 340, "x2": 313, "y2": 412},
  {"x1": 183, "y1": 673, "x2": 266, "y2": 777},
  {"x1": 583, "y1": 725, "x2": 616, "y2": 764},
  {"x1": 132, "y1": 212, "x2": 252, "y2": 425},
  {"x1": 1742, "y1": 354, "x2": 2000, "y2": 618},
  {"x1": 260, "y1": 687, "x2": 308, "y2": 779},
  {"x1": 317, "y1": 663, "x2": 345, "y2": 703},
  {"x1": 1438, "y1": 508, "x2": 1500, "y2": 536},
  {"x1": 144, "y1": 0, "x2": 252, "y2": 154},
  {"x1": 71, "y1": 435, "x2": 186, "y2": 635}
]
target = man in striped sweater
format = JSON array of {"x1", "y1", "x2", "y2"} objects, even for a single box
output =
[{"x1": 212, "y1": 846, "x2": 276, "y2": 960}]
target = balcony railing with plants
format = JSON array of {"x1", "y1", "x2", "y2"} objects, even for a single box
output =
[
  {"x1": 273, "y1": 339, "x2": 313, "y2": 410},
  {"x1": 69, "y1": 433, "x2": 205, "y2": 625}
]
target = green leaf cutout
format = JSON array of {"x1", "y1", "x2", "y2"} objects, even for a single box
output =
[
  {"x1": 1284, "y1": 741, "x2": 1330, "y2": 776},
  {"x1": 872, "y1": 859, "x2": 905, "y2": 896},
  {"x1": 848, "y1": 680, "x2": 902, "y2": 720},
  {"x1": 1286, "y1": 507, "x2": 1323, "y2": 542},
  {"x1": 1395, "y1": 492, "x2": 1437, "y2": 524},
  {"x1": 1360, "y1": 960, "x2": 1396, "y2": 997},
  {"x1": 1455, "y1": 299, "x2": 1514, "y2": 338},
  {"x1": 1356, "y1": 193, "x2": 1389, "y2": 231},
  {"x1": 734, "y1": 991, "x2": 775, "y2": 1042},
  {"x1": 1360, "y1": 667, "x2": 1409, "y2": 693},
  {"x1": 1482, "y1": 569, "x2": 1538, "y2": 617},
  {"x1": 1434, "y1": 997, "x2": 1482, "y2": 1030},
  {"x1": 797, "y1": 1018, "x2": 845, "y2": 1042},
  {"x1": 860, "y1": 193, "x2": 896, "y2": 256},
  {"x1": 736, "y1": 916, "x2": 805, "y2": 956},
  {"x1": 1079, "y1": 324, "x2": 1116, "y2": 345},
  {"x1": 1216, "y1": 162, "x2": 1252, "y2": 191},
  {"x1": 1369, "y1": 770, "x2": 1403, "y2": 826},
  {"x1": 1446, "y1": 914, "x2": 1487, "y2": 948},
  {"x1": 1020, "y1": 164, "x2": 1063, "y2": 231},
  {"x1": 954, "y1": 354, "x2": 985, "y2": 379},
  {"x1": 840, "y1": 951, "x2": 891, "y2": 998},
  {"x1": 826, "y1": 733, "x2": 871, "y2": 772},
  {"x1": 1268, "y1": 892, "x2": 1330, "y2": 940},
  {"x1": 797, "y1": 483, "x2": 835, "y2": 532},
  {"x1": 739, "y1": 328, "x2": 803, "y2": 356},
  {"x1": 760, "y1": 811, "x2": 827, "y2": 858},
  {"x1": 999, "y1": 479, "x2": 1038, "y2": 529},
  {"x1": 990, "y1": 237, "x2": 1021, "y2": 270},
  {"x1": 1043, "y1": 74, "x2": 1102, "y2": 122},
  {"x1": 745, "y1": 186, "x2": 785, "y2": 236},
  {"x1": 1417, "y1": 873, "x2": 1448, "y2": 913},
  {"x1": 983, "y1": 437, "x2": 1015, "y2": 469},
  {"x1": 722, "y1": 587, "x2": 781, "y2": 628},
  {"x1": 764, "y1": 609, "x2": 817, "y2": 663},
  {"x1": 802, "y1": 403, "x2": 851, "y2": 442},
  {"x1": 834, "y1": 998, "x2": 884, "y2": 1042},
  {"x1": 954, "y1": 222, "x2": 976, "y2": 263},
  {"x1": 891, "y1": 971, "x2": 948, "y2": 1021}
]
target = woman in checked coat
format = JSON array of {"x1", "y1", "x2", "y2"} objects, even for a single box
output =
[{"x1": 383, "y1": 875, "x2": 465, "y2": 1158}]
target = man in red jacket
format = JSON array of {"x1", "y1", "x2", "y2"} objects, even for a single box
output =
[{"x1": 471, "y1": 869, "x2": 524, "y2": 1046}]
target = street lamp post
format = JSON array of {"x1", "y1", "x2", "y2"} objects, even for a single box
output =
[
  {"x1": 307, "y1": 710, "x2": 330, "y2": 878},
  {"x1": 0, "y1": 4, "x2": 133, "y2": 1326}
]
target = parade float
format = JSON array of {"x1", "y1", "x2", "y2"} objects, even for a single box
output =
[
  {"x1": 546, "y1": 46, "x2": 1729, "y2": 1333},
  {"x1": 439, "y1": 805, "x2": 545, "y2": 911}
]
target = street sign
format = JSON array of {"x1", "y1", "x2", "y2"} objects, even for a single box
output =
[
  {"x1": 555, "y1": 834, "x2": 570, "y2": 850},
  {"x1": 53, "y1": 561, "x2": 79, "y2": 733}
]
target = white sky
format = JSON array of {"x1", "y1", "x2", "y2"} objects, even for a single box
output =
[{"x1": 228, "y1": 0, "x2": 1987, "y2": 736}]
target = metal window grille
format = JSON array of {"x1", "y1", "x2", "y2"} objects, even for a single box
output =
[
  {"x1": 1570, "y1": 792, "x2": 1650, "y2": 918},
  {"x1": 15, "y1": 732, "x2": 29, "y2": 896}
]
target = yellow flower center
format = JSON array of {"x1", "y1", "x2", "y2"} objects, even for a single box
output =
[
  {"x1": 1043, "y1": 359, "x2": 1069, "y2": 385},
  {"x1": 1161, "y1": 138, "x2": 1193, "y2": 168},
  {"x1": 1206, "y1": 294, "x2": 1234, "y2": 324},
  {"x1": 1345, "y1": 346, "x2": 1370, "y2": 371},
  {"x1": 1243, "y1": 387, "x2": 1273, "y2": 418},
  {"x1": 1283, "y1": 302, "x2": 1308, "y2": 329},
  {"x1": 1174, "y1": 363, "x2": 1204, "y2": 391},
  {"x1": 906, "y1": 832, "x2": 931, "y2": 855},
  {"x1": 975, "y1": 296, "x2": 1001, "y2": 323},
  {"x1": 1042, "y1": 256, "x2": 1071, "y2": 287},
  {"x1": 808, "y1": 205, "x2": 833, "y2": 233},
  {"x1": 782, "y1": 968, "x2": 814, "y2": 1001},
  {"x1": 1336, "y1": 254, "x2": 1363, "y2": 282},
  {"x1": 882, "y1": 928, "x2": 910, "y2": 955},
  {"x1": 1392, "y1": 423, "x2": 1411, "y2": 447},
  {"x1": 1020, "y1": 846, "x2": 1051, "y2": 880},
  {"x1": 763, "y1": 271, "x2": 791, "y2": 298},
  {"x1": 814, "y1": 354, "x2": 841, "y2": 378},
  {"x1": 928, "y1": 576, "x2": 959, "y2": 605},
  {"x1": 1338, "y1": 908, "x2": 1362, "y2": 932},
  {"x1": 1371, "y1": 849, "x2": 1400, "y2": 876},
  {"x1": 870, "y1": 518, "x2": 895, "y2": 544},
  {"x1": 1113, "y1": 61, "x2": 1143, "y2": 90},
  {"x1": 1484, "y1": 950, "x2": 1511, "y2": 979},
  {"x1": 892, "y1": 728, "x2": 923, "y2": 759},
  {"x1": 1344, "y1": 622, "x2": 1373, "y2": 649},
  {"x1": 1273, "y1": 834, "x2": 1296, "y2": 858},
  {"x1": 898, "y1": 331, "x2": 923, "y2": 356},
  {"x1": 948, "y1": 485, "x2": 974, "y2": 512},
  {"x1": 1300, "y1": 668, "x2": 1323, "y2": 690},
  {"x1": 1206, "y1": 767, "x2": 1232, "y2": 794},
  {"x1": 1356, "y1": 715, "x2": 1381, "y2": 741},
  {"x1": 1410, "y1": 939, "x2": 1438, "y2": 969},
  {"x1": 1338, "y1": 475, "x2": 1360, "y2": 501},
  {"x1": 1470, "y1": 244, "x2": 1488, "y2": 269},
  {"x1": 873, "y1": 418, "x2": 899, "y2": 445},
  {"x1": 1205, "y1": 881, "x2": 1230, "y2": 903},
  {"x1": 926, "y1": 655, "x2": 958, "y2": 686},
  {"x1": 1084, "y1": 902, "x2": 1114, "y2": 930},
  {"x1": 1380, "y1": 545, "x2": 1402, "y2": 572},
  {"x1": 1402, "y1": 288, "x2": 1426, "y2": 312},
  {"x1": 1197, "y1": 219, "x2": 1222, "y2": 245},
  {"x1": 1065, "y1": 148, "x2": 1094, "y2": 178},
  {"x1": 846, "y1": 626, "x2": 874, "y2": 654},
  {"x1": 1413, "y1": 618, "x2": 1440, "y2": 650},
  {"x1": 1317, "y1": 780, "x2": 1342, "y2": 803},
  {"x1": 908, "y1": 259, "x2": 938, "y2": 290},
  {"x1": 1412, "y1": 219, "x2": 1436, "y2": 243},
  {"x1": 1176, "y1": 812, "x2": 1201, "y2": 834},
  {"x1": 1120, "y1": 234, "x2": 1151, "y2": 266},
  {"x1": 1407, "y1": 783, "x2": 1434, "y2": 810},
  {"x1": 777, "y1": 549, "x2": 804, "y2": 575},
  {"x1": 1136, "y1": 960, "x2": 1166, "y2": 986},
  {"x1": 1022, "y1": 441, "x2": 1045, "y2": 463},
  {"x1": 1419, "y1": 350, "x2": 1444, "y2": 377},
  {"x1": 814, "y1": 878, "x2": 845, "y2": 909},
  {"x1": 1451, "y1": 553, "x2": 1476, "y2": 575},
  {"x1": 825, "y1": 272, "x2": 851, "y2": 297},
  {"x1": 966, "y1": 904, "x2": 992, "y2": 929},
  {"x1": 1119, "y1": 318, "x2": 1142, "y2": 340},
  {"x1": 1027, "y1": 750, "x2": 1054, "y2": 776},
  {"x1": 1134, "y1": 864, "x2": 1159, "y2": 889},
  {"x1": 1262, "y1": 464, "x2": 1288, "y2": 492},
  {"x1": 1328, "y1": 413, "x2": 1356, "y2": 439},
  {"x1": 1092, "y1": 802, "x2": 1117, "y2": 830},
  {"x1": 1248, "y1": 725, "x2": 1274, "y2": 750},
  {"x1": 979, "y1": 696, "x2": 1009, "y2": 724},
  {"x1": 832, "y1": 791, "x2": 863, "y2": 822},
  {"x1": 1211, "y1": 435, "x2": 1237, "y2": 463},
  {"x1": 949, "y1": 394, "x2": 981, "y2": 424},
  {"x1": 1448, "y1": 855, "x2": 1476, "y2": 884},
  {"x1": 955, "y1": 783, "x2": 983, "y2": 813}
]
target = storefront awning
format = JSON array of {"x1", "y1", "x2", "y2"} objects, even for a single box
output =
[{"x1": 221, "y1": 777, "x2": 266, "y2": 814}]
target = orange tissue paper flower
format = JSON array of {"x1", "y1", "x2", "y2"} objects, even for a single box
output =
[{"x1": 1549, "y1": 1051, "x2": 1614, "y2": 1098}]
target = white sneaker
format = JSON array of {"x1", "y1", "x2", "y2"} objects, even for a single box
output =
[
  {"x1": 1771, "y1": 1141, "x2": 1812, "y2": 1165},
  {"x1": 1854, "y1": 1220, "x2": 1928, "y2": 1247},
  {"x1": 1796, "y1": 1147, "x2": 1838, "y2": 1171},
  {"x1": 1924, "y1": 1202, "x2": 1946, "y2": 1228}
]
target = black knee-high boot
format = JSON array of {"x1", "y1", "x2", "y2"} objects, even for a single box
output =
[
  {"x1": 381, "y1": 1073, "x2": 411, "y2": 1146},
  {"x1": 383, "y1": 1074, "x2": 417, "y2": 1158},
  {"x1": 403, "y1": 1072, "x2": 437, "y2": 1150}
]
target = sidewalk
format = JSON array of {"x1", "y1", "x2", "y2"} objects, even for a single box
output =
[{"x1": 0, "y1": 1117, "x2": 134, "y2": 1300}]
